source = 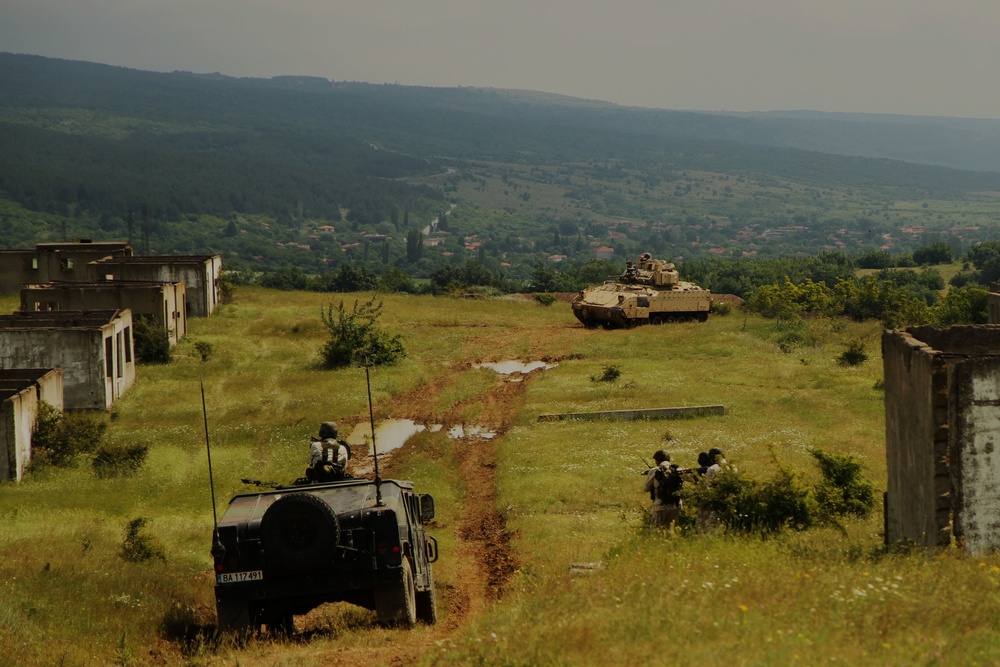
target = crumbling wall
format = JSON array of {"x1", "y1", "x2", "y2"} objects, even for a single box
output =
[
  {"x1": 885, "y1": 325, "x2": 1000, "y2": 554},
  {"x1": 883, "y1": 330, "x2": 951, "y2": 546},
  {"x1": 951, "y1": 358, "x2": 1000, "y2": 553}
]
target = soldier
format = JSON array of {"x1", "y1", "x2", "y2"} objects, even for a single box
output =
[
  {"x1": 307, "y1": 421, "x2": 351, "y2": 482},
  {"x1": 705, "y1": 447, "x2": 727, "y2": 482},
  {"x1": 644, "y1": 450, "x2": 682, "y2": 529}
]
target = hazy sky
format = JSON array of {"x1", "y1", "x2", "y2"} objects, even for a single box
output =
[{"x1": 3, "y1": 0, "x2": 998, "y2": 118}]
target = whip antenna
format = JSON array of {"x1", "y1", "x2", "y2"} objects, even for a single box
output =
[
  {"x1": 365, "y1": 358, "x2": 383, "y2": 505},
  {"x1": 201, "y1": 374, "x2": 220, "y2": 543}
]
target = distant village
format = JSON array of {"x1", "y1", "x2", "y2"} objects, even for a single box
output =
[{"x1": 0, "y1": 241, "x2": 222, "y2": 483}]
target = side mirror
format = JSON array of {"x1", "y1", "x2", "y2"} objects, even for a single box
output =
[{"x1": 419, "y1": 494, "x2": 435, "y2": 522}]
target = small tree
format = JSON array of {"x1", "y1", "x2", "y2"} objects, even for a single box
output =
[{"x1": 320, "y1": 297, "x2": 405, "y2": 369}]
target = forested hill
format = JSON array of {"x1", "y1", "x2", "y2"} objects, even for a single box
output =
[{"x1": 4, "y1": 52, "x2": 1000, "y2": 277}]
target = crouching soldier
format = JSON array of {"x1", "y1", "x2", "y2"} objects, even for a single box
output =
[
  {"x1": 645, "y1": 450, "x2": 683, "y2": 529},
  {"x1": 307, "y1": 421, "x2": 351, "y2": 482}
]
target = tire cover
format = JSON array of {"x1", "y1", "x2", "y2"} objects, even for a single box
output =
[{"x1": 261, "y1": 492, "x2": 340, "y2": 574}]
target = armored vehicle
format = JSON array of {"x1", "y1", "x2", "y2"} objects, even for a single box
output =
[
  {"x1": 212, "y1": 476, "x2": 439, "y2": 633},
  {"x1": 571, "y1": 253, "x2": 712, "y2": 328}
]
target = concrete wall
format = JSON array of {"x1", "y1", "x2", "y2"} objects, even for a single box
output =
[
  {"x1": 951, "y1": 357, "x2": 1000, "y2": 554},
  {"x1": 21, "y1": 282, "x2": 186, "y2": 345},
  {"x1": 0, "y1": 311, "x2": 135, "y2": 410},
  {"x1": 883, "y1": 330, "x2": 952, "y2": 546},
  {"x1": 0, "y1": 243, "x2": 131, "y2": 294},
  {"x1": 0, "y1": 251, "x2": 36, "y2": 294},
  {"x1": 884, "y1": 325, "x2": 1000, "y2": 553},
  {"x1": 89, "y1": 255, "x2": 222, "y2": 317},
  {"x1": 988, "y1": 284, "x2": 1000, "y2": 324},
  {"x1": 0, "y1": 369, "x2": 63, "y2": 483}
]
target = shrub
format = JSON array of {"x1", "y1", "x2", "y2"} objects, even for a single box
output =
[
  {"x1": 677, "y1": 448, "x2": 876, "y2": 538},
  {"x1": 31, "y1": 402, "x2": 107, "y2": 467},
  {"x1": 320, "y1": 297, "x2": 406, "y2": 369},
  {"x1": 837, "y1": 340, "x2": 868, "y2": 366},
  {"x1": 591, "y1": 365, "x2": 621, "y2": 382},
  {"x1": 133, "y1": 316, "x2": 171, "y2": 364},
  {"x1": 93, "y1": 443, "x2": 149, "y2": 478},
  {"x1": 533, "y1": 292, "x2": 557, "y2": 306},
  {"x1": 193, "y1": 341, "x2": 213, "y2": 362},
  {"x1": 681, "y1": 466, "x2": 814, "y2": 536},
  {"x1": 710, "y1": 300, "x2": 732, "y2": 316},
  {"x1": 120, "y1": 518, "x2": 166, "y2": 562},
  {"x1": 810, "y1": 449, "x2": 876, "y2": 521}
]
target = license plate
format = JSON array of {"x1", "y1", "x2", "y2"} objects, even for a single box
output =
[{"x1": 217, "y1": 570, "x2": 263, "y2": 584}]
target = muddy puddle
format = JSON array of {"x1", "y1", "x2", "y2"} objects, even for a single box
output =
[
  {"x1": 345, "y1": 419, "x2": 496, "y2": 456},
  {"x1": 475, "y1": 360, "x2": 558, "y2": 375},
  {"x1": 344, "y1": 419, "x2": 426, "y2": 455}
]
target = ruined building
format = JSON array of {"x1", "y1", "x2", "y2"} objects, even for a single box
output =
[
  {"x1": 884, "y1": 325, "x2": 1000, "y2": 554},
  {"x1": 0, "y1": 369, "x2": 63, "y2": 482}
]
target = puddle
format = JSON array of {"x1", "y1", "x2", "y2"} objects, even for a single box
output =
[
  {"x1": 448, "y1": 424, "x2": 497, "y2": 439},
  {"x1": 344, "y1": 419, "x2": 425, "y2": 455},
  {"x1": 345, "y1": 419, "x2": 497, "y2": 459},
  {"x1": 475, "y1": 360, "x2": 558, "y2": 375}
]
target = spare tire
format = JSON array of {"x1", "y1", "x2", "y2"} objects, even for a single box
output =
[{"x1": 260, "y1": 493, "x2": 340, "y2": 574}]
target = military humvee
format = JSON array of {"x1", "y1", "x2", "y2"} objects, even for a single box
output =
[{"x1": 212, "y1": 476, "x2": 438, "y2": 633}]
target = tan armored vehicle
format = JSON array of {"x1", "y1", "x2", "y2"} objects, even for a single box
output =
[{"x1": 571, "y1": 253, "x2": 712, "y2": 328}]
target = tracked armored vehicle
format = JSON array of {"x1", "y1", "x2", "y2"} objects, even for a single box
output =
[
  {"x1": 212, "y1": 475, "x2": 438, "y2": 634},
  {"x1": 572, "y1": 253, "x2": 712, "y2": 328}
]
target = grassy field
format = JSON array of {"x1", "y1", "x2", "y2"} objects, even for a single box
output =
[{"x1": 1, "y1": 288, "x2": 998, "y2": 665}]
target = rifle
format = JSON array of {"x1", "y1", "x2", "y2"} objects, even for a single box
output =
[{"x1": 241, "y1": 478, "x2": 281, "y2": 489}]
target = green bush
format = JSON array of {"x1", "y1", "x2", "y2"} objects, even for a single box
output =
[
  {"x1": 31, "y1": 402, "x2": 107, "y2": 467},
  {"x1": 681, "y1": 466, "x2": 814, "y2": 536},
  {"x1": 320, "y1": 297, "x2": 406, "y2": 369},
  {"x1": 533, "y1": 292, "x2": 557, "y2": 306},
  {"x1": 93, "y1": 443, "x2": 149, "y2": 479},
  {"x1": 810, "y1": 449, "x2": 876, "y2": 521},
  {"x1": 837, "y1": 339, "x2": 868, "y2": 366},
  {"x1": 133, "y1": 316, "x2": 171, "y2": 364},
  {"x1": 678, "y1": 448, "x2": 876, "y2": 537},
  {"x1": 711, "y1": 300, "x2": 732, "y2": 316}
]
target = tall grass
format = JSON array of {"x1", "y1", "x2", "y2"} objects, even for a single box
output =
[{"x1": 3, "y1": 288, "x2": 993, "y2": 665}]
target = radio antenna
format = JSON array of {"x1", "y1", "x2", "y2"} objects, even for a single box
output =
[
  {"x1": 201, "y1": 367, "x2": 220, "y2": 544},
  {"x1": 365, "y1": 358, "x2": 384, "y2": 506}
]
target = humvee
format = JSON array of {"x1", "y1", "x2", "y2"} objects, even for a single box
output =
[{"x1": 212, "y1": 476, "x2": 439, "y2": 633}]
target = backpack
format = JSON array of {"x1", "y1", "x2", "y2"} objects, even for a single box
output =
[{"x1": 653, "y1": 467, "x2": 683, "y2": 505}]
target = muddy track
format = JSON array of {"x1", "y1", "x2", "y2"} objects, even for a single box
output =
[{"x1": 228, "y1": 352, "x2": 560, "y2": 666}]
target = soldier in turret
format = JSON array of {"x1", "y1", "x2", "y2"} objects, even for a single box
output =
[{"x1": 307, "y1": 421, "x2": 351, "y2": 481}]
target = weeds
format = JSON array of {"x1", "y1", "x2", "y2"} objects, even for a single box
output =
[
  {"x1": 591, "y1": 365, "x2": 621, "y2": 382},
  {"x1": 838, "y1": 339, "x2": 868, "y2": 366},
  {"x1": 533, "y1": 293, "x2": 556, "y2": 306},
  {"x1": 120, "y1": 518, "x2": 166, "y2": 562},
  {"x1": 92, "y1": 443, "x2": 148, "y2": 478}
]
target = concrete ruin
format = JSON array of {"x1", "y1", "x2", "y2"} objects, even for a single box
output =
[
  {"x1": 0, "y1": 241, "x2": 132, "y2": 294},
  {"x1": 0, "y1": 368, "x2": 63, "y2": 482},
  {"x1": 0, "y1": 310, "x2": 135, "y2": 411},
  {"x1": 20, "y1": 281, "x2": 187, "y2": 345},
  {"x1": 89, "y1": 255, "x2": 223, "y2": 317},
  {"x1": 884, "y1": 325, "x2": 1000, "y2": 554}
]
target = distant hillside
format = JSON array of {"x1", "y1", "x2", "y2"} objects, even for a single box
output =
[{"x1": 3, "y1": 52, "x2": 1000, "y2": 277}]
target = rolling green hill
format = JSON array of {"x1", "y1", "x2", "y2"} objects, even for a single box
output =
[{"x1": 4, "y1": 53, "x2": 1000, "y2": 278}]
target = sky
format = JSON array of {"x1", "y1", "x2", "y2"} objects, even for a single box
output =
[{"x1": 2, "y1": 0, "x2": 999, "y2": 119}]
